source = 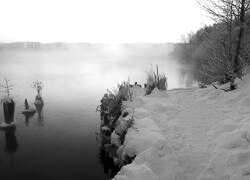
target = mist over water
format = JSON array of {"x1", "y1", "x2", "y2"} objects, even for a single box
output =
[
  {"x1": 0, "y1": 44, "x2": 188, "y2": 179},
  {"x1": 0, "y1": 44, "x2": 187, "y2": 90}
]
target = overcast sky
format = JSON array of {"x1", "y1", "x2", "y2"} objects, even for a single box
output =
[{"x1": 0, "y1": 0, "x2": 212, "y2": 43}]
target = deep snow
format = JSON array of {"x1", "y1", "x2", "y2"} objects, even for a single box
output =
[{"x1": 113, "y1": 75, "x2": 250, "y2": 180}]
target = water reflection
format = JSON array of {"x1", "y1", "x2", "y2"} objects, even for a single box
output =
[
  {"x1": 35, "y1": 102, "x2": 44, "y2": 126},
  {"x1": 96, "y1": 130, "x2": 120, "y2": 179},
  {"x1": 35, "y1": 95, "x2": 44, "y2": 126},
  {"x1": 98, "y1": 146, "x2": 120, "y2": 179},
  {"x1": 0, "y1": 127, "x2": 18, "y2": 168},
  {"x1": 23, "y1": 112, "x2": 36, "y2": 127},
  {"x1": 4, "y1": 127, "x2": 18, "y2": 154}
]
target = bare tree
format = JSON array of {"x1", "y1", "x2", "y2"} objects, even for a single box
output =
[
  {"x1": 198, "y1": 0, "x2": 250, "y2": 85},
  {"x1": 0, "y1": 78, "x2": 14, "y2": 98},
  {"x1": 233, "y1": 0, "x2": 249, "y2": 77},
  {"x1": 31, "y1": 81, "x2": 44, "y2": 96}
]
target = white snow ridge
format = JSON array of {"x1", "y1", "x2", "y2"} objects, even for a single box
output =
[{"x1": 113, "y1": 75, "x2": 250, "y2": 180}]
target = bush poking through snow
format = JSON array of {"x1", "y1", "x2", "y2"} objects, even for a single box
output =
[{"x1": 145, "y1": 65, "x2": 167, "y2": 95}]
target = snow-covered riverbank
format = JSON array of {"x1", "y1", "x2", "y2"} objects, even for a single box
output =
[{"x1": 114, "y1": 75, "x2": 250, "y2": 180}]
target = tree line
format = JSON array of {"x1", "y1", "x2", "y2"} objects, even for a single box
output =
[{"x1": 172, "y1": 0, "x2": 250, "y2": 89}]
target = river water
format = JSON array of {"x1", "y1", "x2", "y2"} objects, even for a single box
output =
[{"x1": 0, "y1": 44, "x2": 185, "y2": 180}]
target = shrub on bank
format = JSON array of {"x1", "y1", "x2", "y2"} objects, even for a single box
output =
[
  {"x1": 99, "y1": 81, "x2": 133, "y2": 129},
  {"x1": 145, "y1": 65, "x2": 168, "y2": 95}
]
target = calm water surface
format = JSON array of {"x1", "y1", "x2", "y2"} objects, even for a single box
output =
[{"x1": 0, "y1": 46, "x2": 184, "y2": 179}]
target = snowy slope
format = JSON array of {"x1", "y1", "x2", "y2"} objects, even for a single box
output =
[{"x1": 114, "y1": 75, "x2": 250, "y2": 180}]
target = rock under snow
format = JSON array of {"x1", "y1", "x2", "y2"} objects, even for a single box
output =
[{"x1": 111, "y1": 131, "x2": 122, "y2": 147}]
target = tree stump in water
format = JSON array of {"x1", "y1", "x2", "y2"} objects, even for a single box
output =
[
  {"x1": 3, "y1": 99, "x2": 15, "y2": 124},
  {"x1": 25, "y1": 99, "x2": 29, "y2": 110},
  {"x1": 35, "y1": 95, "x2": 44, "y2": 106}
]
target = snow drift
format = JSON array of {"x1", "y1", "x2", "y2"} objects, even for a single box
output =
[{"x1": 113, "y1": 75, "x2": 250, "y2": 180}]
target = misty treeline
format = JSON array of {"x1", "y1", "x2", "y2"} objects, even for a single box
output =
[{"x1": 171, "y1": 0, "x2": 250, "y2": 88}]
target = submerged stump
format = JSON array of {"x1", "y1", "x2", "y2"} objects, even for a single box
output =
[
  {"x1": 3, "y1": 99, "x2": 15, "y2": 124},
  {"x1": 34, "y1": 95, "x2": 44, "y2": 106}
]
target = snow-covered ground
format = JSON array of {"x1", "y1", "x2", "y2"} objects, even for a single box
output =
[{"x1": 114, "y1": 75, "x2": 250, "y2": 180}]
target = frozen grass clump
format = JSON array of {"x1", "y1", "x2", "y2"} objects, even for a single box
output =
[
  {"x1": 116, "y1": 81, "x2": 133, "y2": 102},
  {"x1": 145, "y1": 65, "x2": 167, "y2": 95}
]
